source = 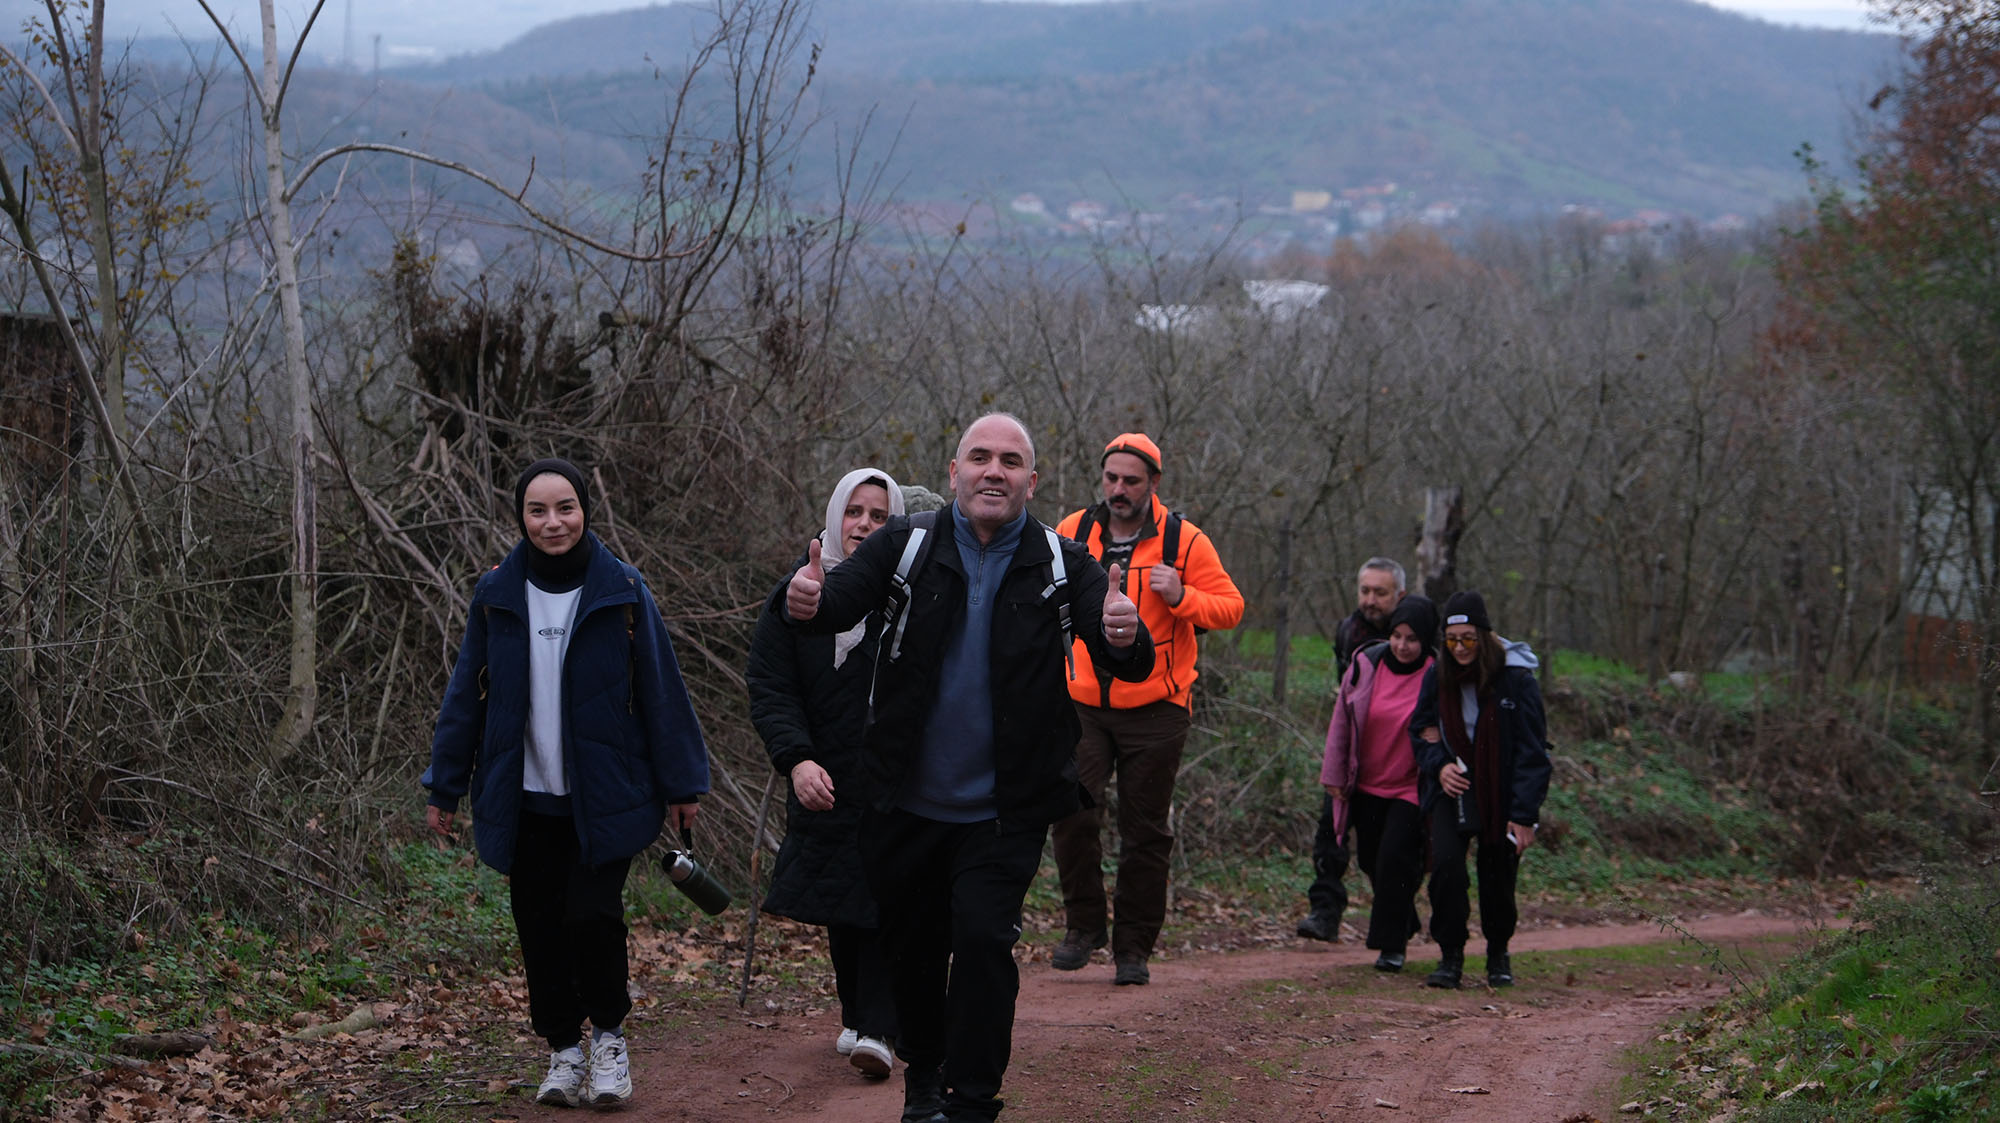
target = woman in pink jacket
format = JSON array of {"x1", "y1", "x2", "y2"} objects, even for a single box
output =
[{"x1": 1319, "y1": 595, "x2": 1437, "y2": 971}]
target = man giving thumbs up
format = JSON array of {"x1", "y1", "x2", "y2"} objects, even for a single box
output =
[
  {"x1": 1050, "y1": 432, "x2": 1245, "y2": 987},
  {"x1": 782, "y1": 412, "x2": 1152, "y2": 1123}
]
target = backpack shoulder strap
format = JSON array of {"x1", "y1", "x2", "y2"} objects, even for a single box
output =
[
  {"x1": 1161, "y1": 509, "x2": 1185, "y2": 568},
  {"x1": 868, "y1": 514, "x2": 939, "y2": 721},
  {"x1": 883, "y1": 511, "x2": 938, "y2": 662},
  {"x1": 1068, "y1": 506, "x2": 1099, "y2": 550},
  {"x1": 1041, "y1": 525, "x2": 1076, "y2": 678}
]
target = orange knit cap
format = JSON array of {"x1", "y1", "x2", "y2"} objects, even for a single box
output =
[{"x1": 1102, "y1": 432, "x2": 1162, "y2": 475}]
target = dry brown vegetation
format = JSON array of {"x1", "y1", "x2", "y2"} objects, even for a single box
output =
[{"x1": 0, "y1": 0, "x2": 1991, "y2": 979}]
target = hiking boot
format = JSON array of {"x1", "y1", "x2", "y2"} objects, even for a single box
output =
[
  {"x1": 849, "y1": 1035, "x2": 893, "y2": 1078},
  {"x1": 901, "y1": 1064, "x2": 946, "y2": 1123},
  {"x1": 1295, "y1": 911, "x2": 1339, "y2": 942},
  {"x1": 1425, "y1": 953, "x2": 1464, "y2": 989},
  {"x1": 1373, "y1": 951, "x2": 1406, "y2": 973},
  {"x1": 584, "y1": 1030, "x2": 631, "y2": 1108},
  {"x1": 834, "y1": 1027, "x2": 859, "y2": 1056},
  {"x1": 1051, "y1": 928, "x2": 1107, "y2": 971},
  {"x1": 536, "y1": 1044, "x2": 587, "y2": 1107},
  {"x1": 1487, "y1": 951, "x2": 1514, "y2": 988},
  {"x1": 1113, "y1": 957, "x2": 1151, "y2": 986}
]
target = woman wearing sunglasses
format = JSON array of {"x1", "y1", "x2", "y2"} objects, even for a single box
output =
[{"x1": 1409, "y1": 590, "x2": 1551, "y2": 989}]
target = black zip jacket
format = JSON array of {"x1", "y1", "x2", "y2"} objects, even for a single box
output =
[{"x1": 789, "y1": 511, "x2": 1154, "y2": 830}]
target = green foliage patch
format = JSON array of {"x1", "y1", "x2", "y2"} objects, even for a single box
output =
[
  {"x1": 1631, "y1": 871, "x2": 2000, "y2": 1121},
  {"x1": 1180, "y1": 636, "x2": 1988, "y2": 915},
  {"x1": 0, "y1": 839, "x2": 522, "y2": 1110}
]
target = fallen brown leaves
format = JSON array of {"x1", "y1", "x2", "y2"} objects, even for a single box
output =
[{"x1": 30, "y1": 913, "x2": 794, "y2": 1121}]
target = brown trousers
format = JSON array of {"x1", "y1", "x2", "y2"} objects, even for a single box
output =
[{"x1": 1049, "y1": 700, "x2": 1191, "y2": 961}]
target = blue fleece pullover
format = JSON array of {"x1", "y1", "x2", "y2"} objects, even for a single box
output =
[{"x1": 899, "y1": 504, "x2": 1026, "y2": 822}]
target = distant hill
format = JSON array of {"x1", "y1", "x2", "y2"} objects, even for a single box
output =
[{"x1": 385, "y1": 0, "x2": 1898, "y2": 219}]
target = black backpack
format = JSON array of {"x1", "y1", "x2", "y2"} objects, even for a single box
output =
[
  {"x1": 1068, "y1": 505, "x2": 1186, "y2": 568},
  {"x1": 1066, "y1": 505, "x2": 1203, "y2": 637},
  {"x1": 868, "y1": 511, "x2": 1077, "y2": 719}
]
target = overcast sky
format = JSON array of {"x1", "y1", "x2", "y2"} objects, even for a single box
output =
[{"x1": 105, "y1": 1, "x2": 1886, "y2": 64}]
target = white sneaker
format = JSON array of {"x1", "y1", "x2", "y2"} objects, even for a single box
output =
[
  {"x1": 835, "y1": 1027, "x2": 859, "y2": 1056},
  {"x1": 848, "y1": 1035, "x2": 893, "y2": 1078},
  {"x1": 536, "y1": 1045, "x2": 586, "y2": 1107},
  {"x1": 585, "y1": 1031, "x2": 631, "y2": 1108}
]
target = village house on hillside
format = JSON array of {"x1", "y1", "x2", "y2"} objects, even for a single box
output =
[{"x1": 1137, "y1": 279, "x2": 1330, "y2": 333}]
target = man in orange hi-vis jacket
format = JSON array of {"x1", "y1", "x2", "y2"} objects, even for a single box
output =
[{"x1": 1048, "y1": 433, "x2": 1245, "y2": 985}]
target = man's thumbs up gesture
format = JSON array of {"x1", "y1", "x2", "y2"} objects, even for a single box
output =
[
  {"x1": 1102, "y1": 563, "x2": 1139, "y2": 648},
  {"x1": 787, "y1": 537, "x2": 825, "y2": 621}
]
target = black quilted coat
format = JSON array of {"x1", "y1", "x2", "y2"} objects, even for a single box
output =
[{"x1": 745, "y1": 567, "x2": 882, "y2": 928}]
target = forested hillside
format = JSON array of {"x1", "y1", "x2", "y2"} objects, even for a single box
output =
[{"x1": 396, "y1": 0, "x2": 1897, "y2": 216}]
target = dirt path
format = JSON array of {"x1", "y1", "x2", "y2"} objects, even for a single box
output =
[{"x1": 489, "y1": 911, "x2": 1821, "y2": 1123}]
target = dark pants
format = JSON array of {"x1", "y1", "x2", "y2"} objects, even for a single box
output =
[
  {"x1": 861, "y1": 808, "x2": 1046, "y2": 1123},
  {"x1": 509, "y1": 811, "x2": 634, "y2": 1050},
  {"x1": 1049, "y1": 700, "x2": 1191, "y2": 961},
  {"x1": 828, "y1": 923, "x2": 899, "y2": 1042},
  {"x1": 1351, "y1": 792, "x2": 1424, "y2": 953},
  {"x1": 1425, "y1": 806, "x2": 1520, "y2": 956},
  {"x1": 1303, "y1": 791, "x2": 1351, "y2": 919}
]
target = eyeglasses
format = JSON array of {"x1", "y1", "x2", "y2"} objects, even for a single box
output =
[{"x1": 1442, "y1": 635, "x2": 1480, "y2": 650}]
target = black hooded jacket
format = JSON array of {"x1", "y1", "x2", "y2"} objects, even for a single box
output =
[{"x1": 790, "y1": 511, "x2": 1155, "y2": 831}]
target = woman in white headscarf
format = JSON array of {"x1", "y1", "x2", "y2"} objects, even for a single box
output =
[{"x1": 746, "y1": 469, "x2": 905, "y2": 1078}]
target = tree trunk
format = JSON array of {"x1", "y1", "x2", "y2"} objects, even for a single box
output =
[
  {"x1": 1783, "y1": 539, "x2": 1818, "y2": 702},
  {"x1": 1647, "y1": 552, "x2": 1667, "y2": 683},
  {"x1": 1270, "y1": 513, "x2": 1293, "y2": 704},
  {"x1": 1980, "y1": 492, "x2": 1997, "y2": 753},
  {"x1": 1416, "y1": 486, "x2": 1463, "y2": 603},
  {"x1": 1537, "y1": 513, "x2": 1556, "y2": 679},
  {"x1": 0, "y1": 479, "x2": 47, "y2": 809},
  {"x1": 260, "y1": 0, "x2": 317, "y2": 760},
  {"x1": 75, "y1": 0, "x2": 126, "y2": 443}
]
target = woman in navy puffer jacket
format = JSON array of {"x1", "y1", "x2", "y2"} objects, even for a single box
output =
[{"x1": 423, "y1": 458, "x2": 709, "y2": 1109}]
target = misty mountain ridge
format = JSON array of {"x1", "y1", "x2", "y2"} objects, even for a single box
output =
[
  {"x1": 371, "y1": 0, "x2": 1896, "y2": 222},
  {"x1": 62, "y1": 0, "x2": 1902, "y2": 240}
]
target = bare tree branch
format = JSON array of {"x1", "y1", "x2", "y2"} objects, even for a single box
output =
[
  {"x1": 281, "y1": 142, "x2": 709, "y2": 263},
  {"x1": 191, "y1": 0, "x2": 265, "y2": 109},
  {"x1": 0, "y1": 41, "x2": 81, "y2": 157},
  {"x1": 275, "y1": 0, "x2": 330, "y2": 118}
]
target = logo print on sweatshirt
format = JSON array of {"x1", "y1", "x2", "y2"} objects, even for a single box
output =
[{"x1": 538, "y1": 627, "x2": 567, "y2": 638}]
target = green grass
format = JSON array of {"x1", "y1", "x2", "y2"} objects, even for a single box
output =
[
  {"x1": 1630, "y1": 872, "x2": 2000, "y2": 1121},
  {"x1": 0, "y1": 840, "x2": 530, "y2": 1112},
  {"x1": 1548, "y1": 647, "x2": 1648, "y2": 685},
  {"x1": 1533, "y1": 734, "x2": 1785, "y2": 894}
]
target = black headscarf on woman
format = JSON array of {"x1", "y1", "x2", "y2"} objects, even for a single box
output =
[
  {"x1": 1381, "y1": 594, "x2": 1439, "y2": 675},
  {"x1": 513, "y1": 457, "x2": 595, "y2": 592}
]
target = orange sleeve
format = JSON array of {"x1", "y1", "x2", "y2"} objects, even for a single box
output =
[{"x1": 1169, "y1": 526, "x2": 1245, "y2": 632}]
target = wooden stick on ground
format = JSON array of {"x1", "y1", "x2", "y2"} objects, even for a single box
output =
[{"x1": 737, "y1": 771, "x2": 779, "y2": 1008}]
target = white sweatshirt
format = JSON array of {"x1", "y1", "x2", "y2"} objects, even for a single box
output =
[{"x1": 524, "y1": 583, "x2": 583, "y2": 795}]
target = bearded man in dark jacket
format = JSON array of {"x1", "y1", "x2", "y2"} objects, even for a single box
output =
[
  {"x1": 1297, "y1": 556, "x2": 1408, "y2": 942},
  {"x1": 785, "y1": 413, "x2": 1153, "y2": 1123}
]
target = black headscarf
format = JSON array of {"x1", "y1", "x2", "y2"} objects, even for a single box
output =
[
  {"x1": 513, "y1": 457, "x2": 594, "y2": 592},
  {"x1": 1382, "y1": 594, "x2": 1439, "y2": 675}
]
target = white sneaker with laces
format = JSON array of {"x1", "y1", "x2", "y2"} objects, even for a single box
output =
[
  {"x1": 585, "y1": 1031, "x2": 632, "y2": 1108},
  {"x1": 848, "y1": 1035, "x2": 893, "y2": 1078},
  {"x1": 536, "y1": 1045, "x2": 587, "y2": 1107},
  {"x1": 835, "y1": 1027, "x2": 859, "y2": 1056}
]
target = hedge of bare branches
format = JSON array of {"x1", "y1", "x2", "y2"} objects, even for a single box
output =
[{"x1": 2, "y1": 0, "x2": 1986, "y2": 963}]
